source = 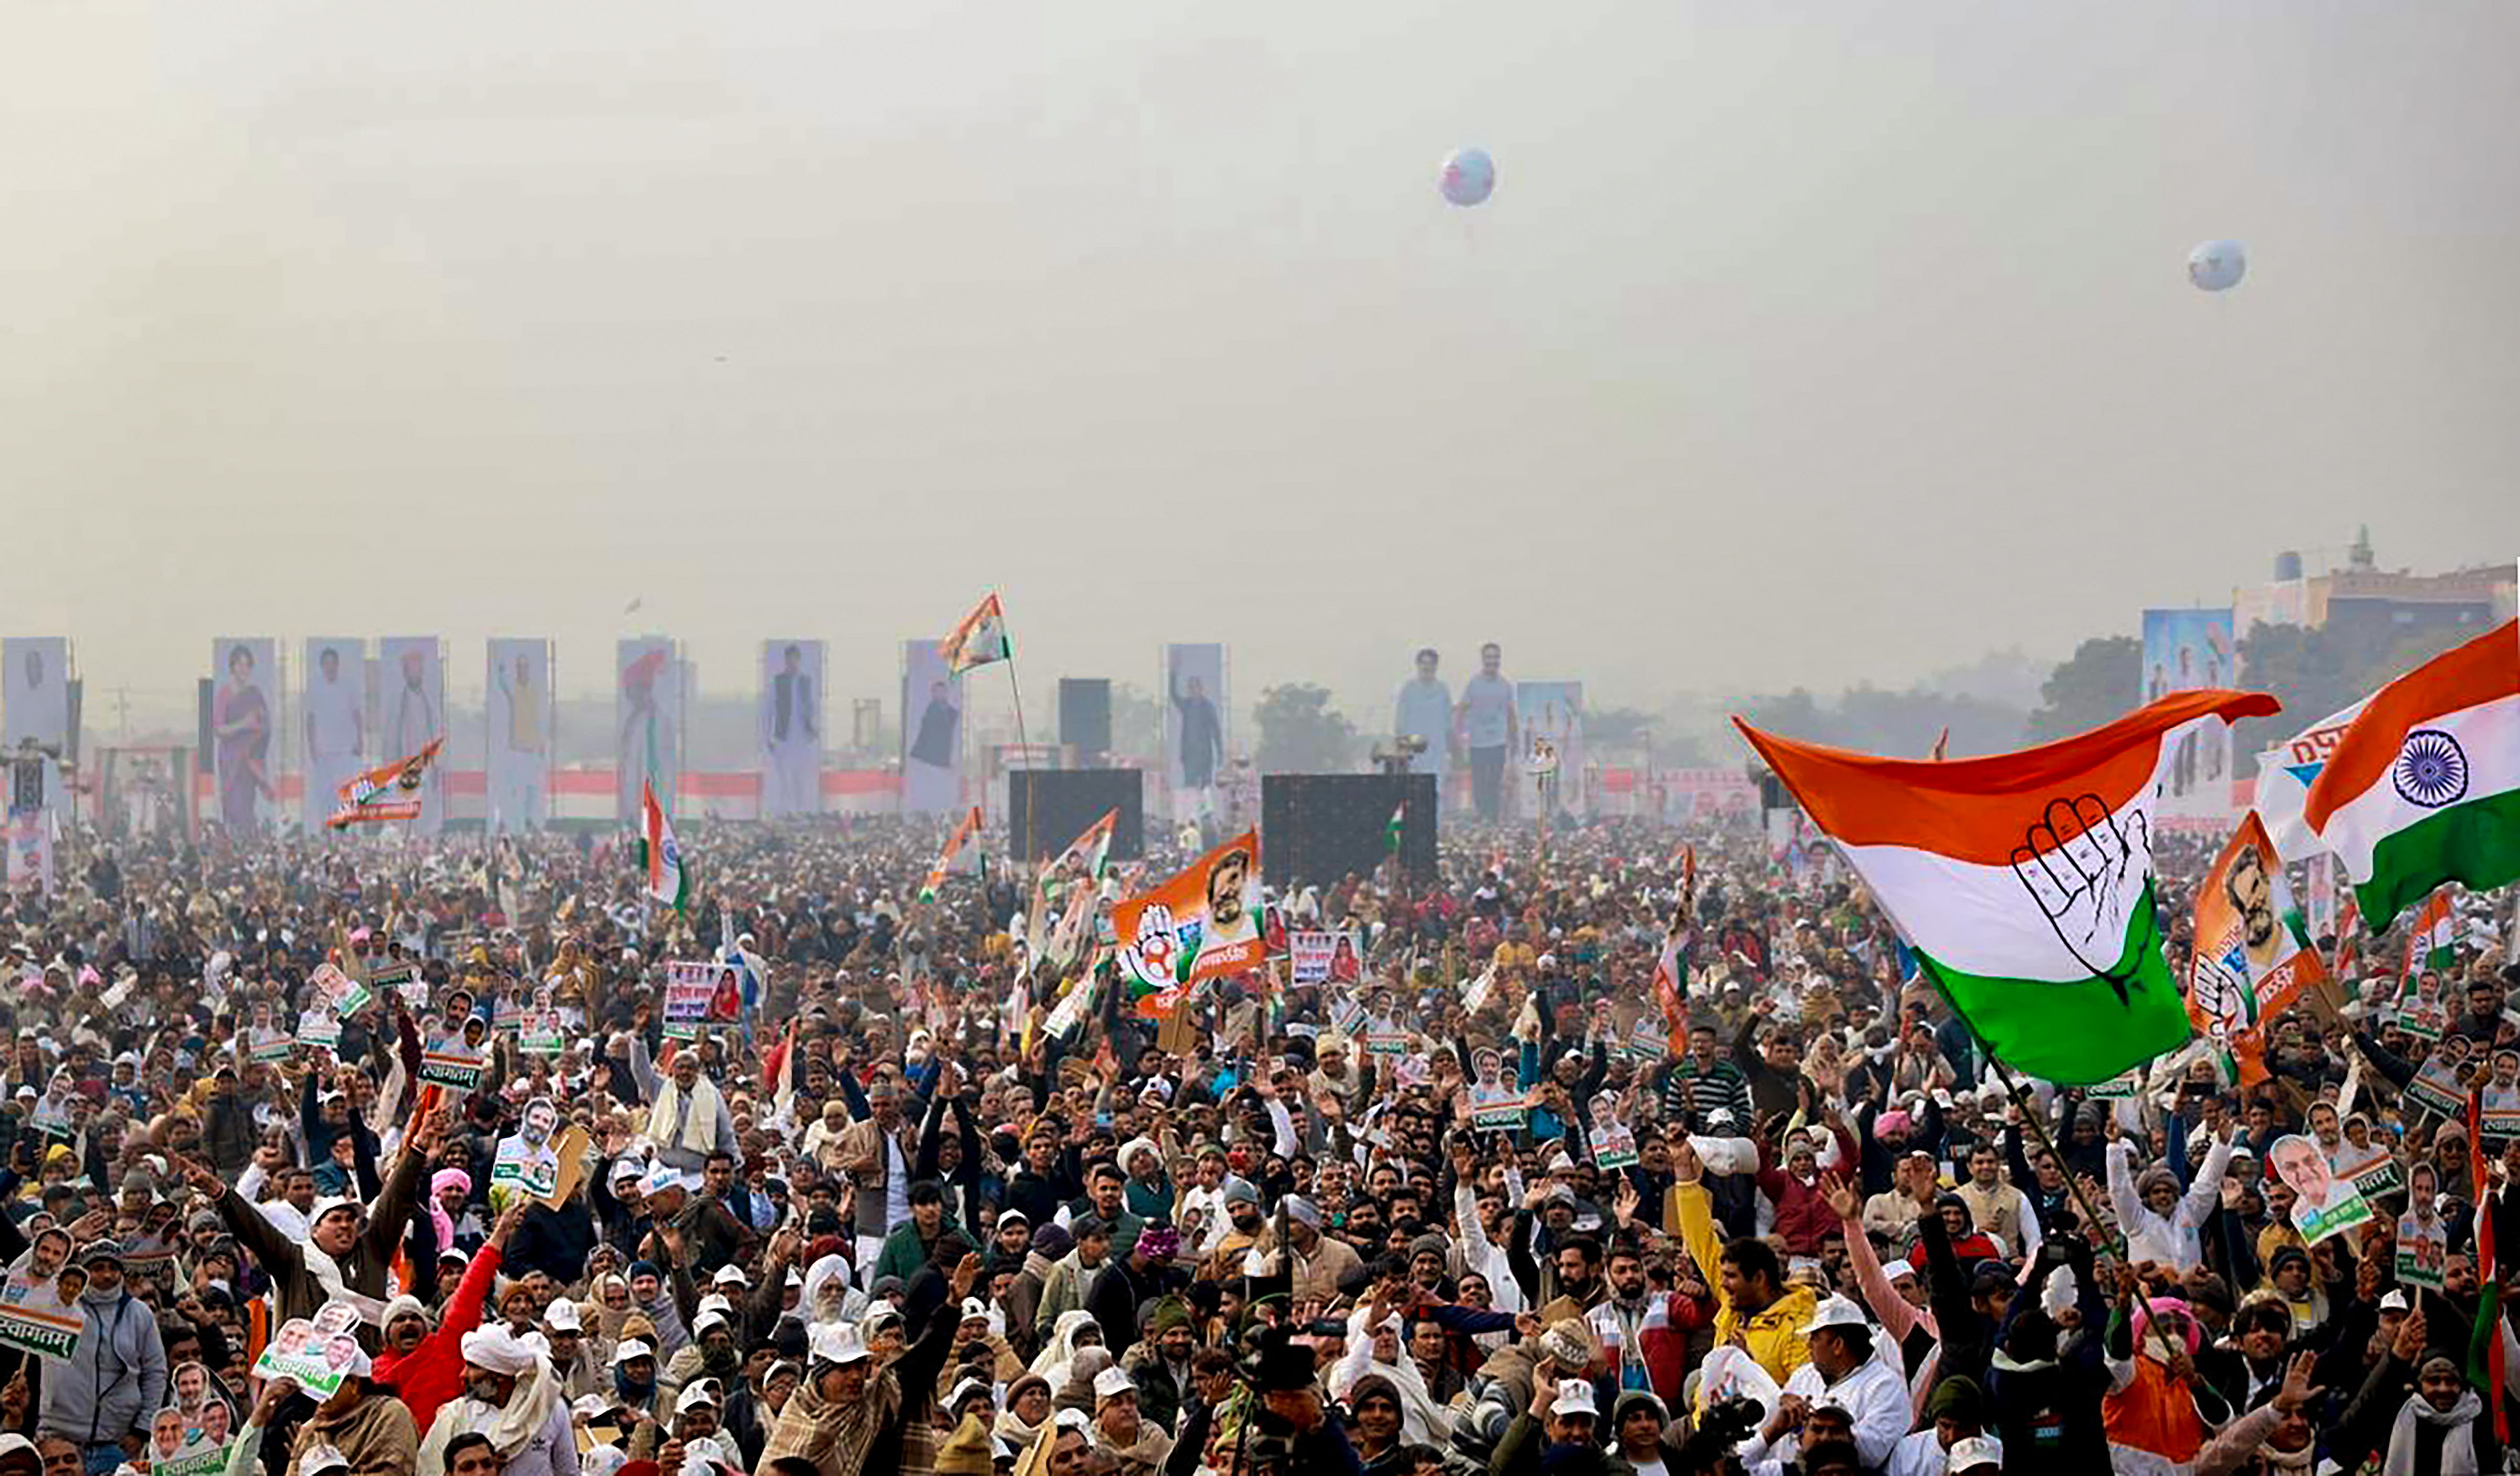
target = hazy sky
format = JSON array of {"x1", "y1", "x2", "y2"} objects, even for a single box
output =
[{"x1": 6, "y1": 2, "x2": 2515, "y2": 735}]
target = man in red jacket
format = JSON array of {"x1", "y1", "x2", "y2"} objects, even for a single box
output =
[
  {"x1": 1907, "y1": 1194, "x2": 2004, "y2": 1272},
  {"x1": 1586, "y1": 1239, "x2": 1707, "y2": 1405},
  {"x1": 1756, "y1": 1118, "x2": 1860, "y2": 1258},
  {"x1": 377, "y1": 1201, "x2": 523, "y2": 1432}
]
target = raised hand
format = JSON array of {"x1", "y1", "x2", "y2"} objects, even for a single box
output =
[
  {"x1": 2272, "y1": 1350, "x2": 2325, "y2": 1416},
  {"x1": 1671, "y1": 1139, "x2": 1704, "y2": 1186},
  {"x1": 2393, "y1": 1310, "x2": 2429, "y2": 1363},
  {"x1": 170, "y1": 1153, "x2": 225, "y2": 1198},
  {"x1": 1820, "y1": 1172, "x2": 1859, "y2": 1221},
  {"x1": 2010, "y1": 794, "x2": 2152, "y2": 1001}
]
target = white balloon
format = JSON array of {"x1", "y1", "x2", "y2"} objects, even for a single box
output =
[
  {"x1": 1438, "y1": 148, "x2": 1495, "y2": 208},
  {"x1": 2188, "y1": 239, "x2": 2246, "y2": 292}
]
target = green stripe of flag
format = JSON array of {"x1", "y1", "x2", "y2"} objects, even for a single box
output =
[
  {"x1": 1913, "y1": 880, "x2": 2191, "y2": 1085},
  {"x1": 2354, "y1": 787, "x2": 2520, "y2": 932}
]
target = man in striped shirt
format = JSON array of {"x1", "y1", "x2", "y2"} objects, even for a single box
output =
[{"x1": 1658, "y1": 1023, "x2": 1752, "y2": 1129}]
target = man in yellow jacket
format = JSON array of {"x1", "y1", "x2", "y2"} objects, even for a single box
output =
[{"x1": 1671, "y1": 1140, "x2": 1816, "y2": 1387}]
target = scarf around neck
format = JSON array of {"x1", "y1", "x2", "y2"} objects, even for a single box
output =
[{"x1": 2385, "y1": 1389, "x2": 2484, "y2": 1476}]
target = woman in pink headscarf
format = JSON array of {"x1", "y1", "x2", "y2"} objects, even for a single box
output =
[
  {"x1": 2103, "y1": 1289, "x2": 2233, "y2": 1476},
  {"x1": 429, "y1": 1169, "x2": 471, "y2": 1258}
]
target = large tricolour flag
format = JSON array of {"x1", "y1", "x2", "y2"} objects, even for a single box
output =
[
  {"x1": 1735, "y1": 688, "x2": 2279, "y2": 1084},
  {"x1": 2304, "y1": 619, "x2": 2520, "y2": 931}
]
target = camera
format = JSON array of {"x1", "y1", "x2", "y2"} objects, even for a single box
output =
[{"x1": 1674, "y1": 1395, "x2": 1767, "y2": 1476}]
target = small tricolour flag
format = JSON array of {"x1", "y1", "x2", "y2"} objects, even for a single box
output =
[
  {"x1": 638, "y1": 780, "x2": 687, "y2": 912},
  {"x1": 941, "y1": 593, "x2": 1013, "y2": 674},
  {"x1": 1736, "y1": 687, "x2": 2279, "y2": 1085},
  {"x1": 2304, "y1": 619, "x2": 2520, "y2": 931},
  {"x1": 919, "y1": 807, "x2": 984, "y2": 904},
  {"x1": 1385, "y1": 802, "x2": 1405, "y2": 853},
  {"x1": 2403, "y1": 891, "x2": 2455, "y2": 979}
]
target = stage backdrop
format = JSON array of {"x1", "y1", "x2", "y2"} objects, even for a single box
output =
[
  {"x1": 1162, "y1": 643, "x2": 1228, "y2": 821},
  {"x1": 487, "y1": 638, "x2": 553, "y2": 833},
  {"x1": 2141, "y1": 608, "x2": 2239, "y2": 820},
  {"x1": 208, "y1": 638, "x2": 279, "y2": 834},
  {"x1": 618, "y1": 637, "x2": 682, "y2": 822},
  {"x1": 301, "y1": 638, "x2": 367, "y2": 831},
  {"x1": 761, "y1": 639, "x2": 826, "y2": 819},
  {"x1": 900, "y1": 638, "x2": 964, "y2": 815},
  {"x1": 377, "y1": 637, "x2": 448, "y2": 835},
  {"x1": 1516, "y1": 681, "x2": 1586, "y2": 818},
  {"x1": 2, "y1": 638, "x2": 70, "y2": 756}
]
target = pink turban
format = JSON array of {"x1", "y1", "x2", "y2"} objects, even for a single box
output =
[
  {"x1": 430, "y1": 1169, "x2": 472, "y2": 1257},
  {"x1": 2132, "y1": 1296, "x2": 2200, "y2": 1359}
]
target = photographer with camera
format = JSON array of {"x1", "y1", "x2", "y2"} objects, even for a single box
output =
[{"x1": 1231, "y1": 1326, "x2": 1366, "y2": 1476}]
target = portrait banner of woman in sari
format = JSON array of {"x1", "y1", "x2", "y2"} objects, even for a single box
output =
[
  {"x1": 900, "y1": 638, "x2": 963, "y2": 815},
  {"x1": 486, "y1": 638, "x2": 552, "y2": 833},
  {"x1": 208, "y1": 638, "x2": 277, "y2": 834},
  {"x1": 617, "y1": 637, "x2": 681, "y2": 823},
  {"x1": 377, "y1": 637, "x2": 448, "y2": 834}
]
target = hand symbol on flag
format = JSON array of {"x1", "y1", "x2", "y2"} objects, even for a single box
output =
[
  {"x1": 1121, "y1": 904, "x2": 1178, "y2": 988},
  {"x1": 2011, "y1": 794, "x2": 2154, "y2": 1002}
]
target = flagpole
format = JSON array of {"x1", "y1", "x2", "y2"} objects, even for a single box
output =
[
  {"x1": 1004, "y1": 658, "x2": 1034, "y2": 866},
  {"x1": 1892, "y1": 898, "x2": 2185, "y2": 1365}
]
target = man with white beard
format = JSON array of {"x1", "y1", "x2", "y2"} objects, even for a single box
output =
[{"x1": 416, "y1": 1326, "x2": 576, "y2": 1476}]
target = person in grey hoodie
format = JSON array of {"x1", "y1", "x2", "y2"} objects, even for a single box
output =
[{"x1": 40, "y1": 1240, "x2": 166, "y2": 1474}]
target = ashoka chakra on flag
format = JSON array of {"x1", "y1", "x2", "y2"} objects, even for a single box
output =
[{"x1": 2392, "y1": 730, "x2": 2468, "y2": 809}]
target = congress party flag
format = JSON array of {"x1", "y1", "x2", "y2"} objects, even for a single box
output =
[
  {"x1": 918, "y1": 806, "x2": 984, "y2": 904},
  {"x1": 940, "y1": 593, "x2": 1013, "y2": 674},
  {"x1": 2253, "y1": 696, "x2": 2374, "y2": 862},
  {"x1": 639, "y1": 779, "x2": 687, "y2": 913},
  {"x1": 1112, "y1": 829, "x2": 1266, "y2": 995},
  {"x1": 2304, "y1": 620, "x2": 2520, "y2": 930},
  {"x1": 325, "y1": 739, "x2": 444, "y2": 829},
  {"x1": 2187, "y1": 812, "x2": 2326, "y2": 1088},
  {"x1": 1735, "y1": 687, "x2": 2279, "y2": 1085}
]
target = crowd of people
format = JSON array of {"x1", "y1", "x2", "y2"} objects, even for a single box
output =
[{"x1": 0, "y1": 808, "x2": 2510, "y2": 1476}]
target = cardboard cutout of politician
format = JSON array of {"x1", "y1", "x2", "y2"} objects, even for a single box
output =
[
  {"x1": 1163, "y1": 643, "x2": 1227, "y2": 823},
  {"x1": 618, "y1": 638, "x2": 681, "y2": 823},
  {"x1": 900, "y1": 638, "x2": 963, "y2": 815},
  {"x1": 300, "y1": 638, "x2": 366, "y2": 832},
  {"x1": 377, "y1": 637, "x2": 447, "y2": 835},
  {"x1": 761, "y1": 639, "x2": 825, "y2": 819},
  {"x1": 487, "y1": 638, "x2": 552, "y2": 833}
]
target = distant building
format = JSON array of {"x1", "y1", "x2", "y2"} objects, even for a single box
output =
[{"x1": 2234, "y1": 526, "x2": 2513, "y2": 642}]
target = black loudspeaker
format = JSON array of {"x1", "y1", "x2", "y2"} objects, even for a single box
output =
[
  {"x1": 1058, "y1": 679, "x2": 1112, "y2": 758},
  {"x1": 1261, "y1": 773, "x2": 1437, "y2": 887},
  {"x1": 1009, "y1": 769, "x2": 1144, "y2": 862}
]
